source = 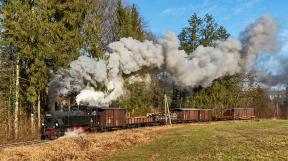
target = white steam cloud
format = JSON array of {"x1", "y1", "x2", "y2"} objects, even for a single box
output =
[
  {"x1": 48, "y1": 14, "x2": 281, "y2": 109},
  {"x1": 61, "y1": 127, "x2": 87, "y2": 138}
]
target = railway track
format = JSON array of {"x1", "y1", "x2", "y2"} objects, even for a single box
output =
[{"x1": 0, "y1": 140, "x2": 49, "y2": 149}]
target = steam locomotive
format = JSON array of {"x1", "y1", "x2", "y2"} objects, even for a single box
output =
[{"x1": 41, "y1": 106, "x2": 254, "y2": 140}]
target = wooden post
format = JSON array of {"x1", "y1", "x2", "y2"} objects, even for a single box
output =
[{"x1": 167, "y1": 100, "x2": 172, "y2": 125}]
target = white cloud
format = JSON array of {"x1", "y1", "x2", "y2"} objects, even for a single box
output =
[
  {"x1": 161, "y1": 7, "x2": 187, "y2": 16},
  {"x1": 161, "y1": 0, "x2": 217, "y2": 16},
  {"x1": 234, "y1": 0, "x2": 260, "y2": 15}
]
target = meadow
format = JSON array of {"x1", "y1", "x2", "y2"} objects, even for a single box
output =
[{"x1": 106, "y1": 120, "x2": 288, "y2": 161}]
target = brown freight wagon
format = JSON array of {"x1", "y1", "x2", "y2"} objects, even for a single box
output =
[
  {"x1": 96, "y1": 108, "x2": 126, "y2": 128},
  {"x1": 224, "y1": 108, "x2": 255, "y2": 120},
  {"x1": 174, "y1": 108, "x2": 199, "y2": 122},
  {"x1": 198, "y1": 109, "x2": 212, "y2": 121}
]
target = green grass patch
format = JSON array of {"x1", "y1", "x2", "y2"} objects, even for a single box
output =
[{"x1": 104, "y1": 120, "x2": 288, "y2": 161}]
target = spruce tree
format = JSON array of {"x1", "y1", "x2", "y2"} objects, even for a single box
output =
[
  {"x1": 115, "y1": 0, "x2": 131, "y2": 39},
  {"x1": 115, "y1": 1, "x2": 145, "y2": 41},
  {"x1": 130, "y1": 4, "x2": 144, "y2": 41}
]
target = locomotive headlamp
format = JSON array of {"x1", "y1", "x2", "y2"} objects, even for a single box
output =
[
  {"x1": 41, "y1": 123, "x2": 45, "y2": 126},
  {"x1": 55, "y1": 123, "x2": 59, "y2": 126}
]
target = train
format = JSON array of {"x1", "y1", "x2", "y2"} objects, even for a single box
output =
[{"x1": 41, "y1": 106, "x2": 255, "y2": 140}]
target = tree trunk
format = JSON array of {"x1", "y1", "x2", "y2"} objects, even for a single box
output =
[
  {"x1": 14, "y1": 58, "x2": 20, "y2": 139},
  {"x1": 7, "y1": 99, "x2": 10, "y2": 139},
  {"x1": 31, "y1": 103, "x2": 34, "y2": 132},
  {"x1": 7, "y1": 75, "x2": 12, "y2": 139},
  {"x1": 37, "y1": 94, "x2": 41, "y2": 129}
]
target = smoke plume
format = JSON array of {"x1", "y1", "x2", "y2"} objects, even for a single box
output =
[
  {"x1": 160, "y1": 33, "x2": 242, "y2": 87},
  {"x1": 240, "y1": 14, "x2": 280, "y2": 69},
  {"x1": 48, "y1": 14, "x2": 281, "y2": 108}
]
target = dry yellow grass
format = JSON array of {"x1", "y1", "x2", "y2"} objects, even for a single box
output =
[{"x1": 0, "y1": 125, "x2": 180, "y2": 161}]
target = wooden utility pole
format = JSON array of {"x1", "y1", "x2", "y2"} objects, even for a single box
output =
[
  {"x1": 164, "y1": 94, "x2": 172, "y2": 125},
  {"x1": 164, "y1": 99, "x2": 167, "y2": 124}
]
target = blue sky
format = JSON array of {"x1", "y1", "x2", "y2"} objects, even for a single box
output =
[
  {"x1": 125, "y1": 0, "x2": 288, "y2": 54},
  {"x1": 125, "y1": 0, "x2": 287, "y2": 36}
]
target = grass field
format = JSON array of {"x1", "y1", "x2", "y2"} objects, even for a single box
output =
[{"x1": 105, "y1": 120, "x2": 288, "y2": 161}]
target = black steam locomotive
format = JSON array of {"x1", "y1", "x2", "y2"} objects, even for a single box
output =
[{"x1": 41, "y1": 105, "x2": 254, "y2": 140}]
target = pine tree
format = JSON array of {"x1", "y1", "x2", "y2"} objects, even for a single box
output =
[{"x1": 178, "y1": 13, "x2": 202, "y2": 53}]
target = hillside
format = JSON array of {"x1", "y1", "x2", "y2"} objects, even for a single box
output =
[{"x1": 0, "y1": 120, "x2": 287, "y2": 161}]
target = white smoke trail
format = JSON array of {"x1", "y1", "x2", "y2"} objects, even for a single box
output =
[{"x1": 48, "y1": 14, "x2": 281, "y2": 108}]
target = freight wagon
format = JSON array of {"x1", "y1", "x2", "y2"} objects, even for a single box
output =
[
  {"x1": 223, "y1": 108, "x2": 255, "y2": 120},
  {"x1": 174, "y1": 108, "x2": 199, "y2": 122},
  {"x1": 173, "y1": 108, "x2": 213, "y2": 122},
  {"x1": 94, "y1": 108, "x2": 126, "y2": 130}
]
